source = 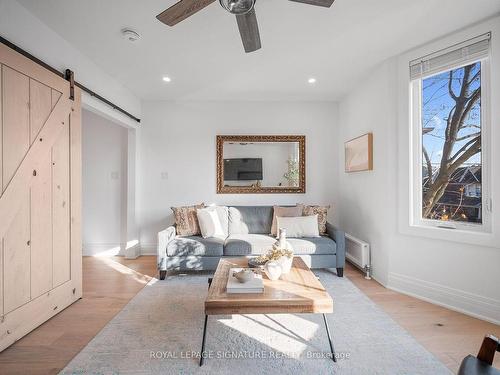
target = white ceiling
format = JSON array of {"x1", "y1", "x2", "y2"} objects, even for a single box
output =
[{"x1": 18, "y1": 0, "x2": 500, "y2": 101}]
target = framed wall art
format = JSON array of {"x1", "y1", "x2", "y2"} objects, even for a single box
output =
[{"x1": 345, "y1": 133, "x2": 373, "y2": 173}]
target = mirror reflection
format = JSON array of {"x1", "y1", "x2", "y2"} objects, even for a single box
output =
[{"x1": 223, "y1": 142, "x2": 300, "y2": 188}]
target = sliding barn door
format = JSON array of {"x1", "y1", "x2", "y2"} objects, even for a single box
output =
[{"x1": 0, "y1": 43, "x2": 82, "y2": 351}]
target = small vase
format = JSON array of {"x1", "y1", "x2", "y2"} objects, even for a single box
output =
[
  {"x1": 264, "y1": 260, "x2": 282, "y2": 281},
  {"x1": 277, "y1": 256, "x2": 293, "y2": 274},
  {"x1": 274, "y1": 228, "x2": 291, "y2": 250},
  {"x1": 278, "y1": 228, "x2": 287, "y2": 247}
]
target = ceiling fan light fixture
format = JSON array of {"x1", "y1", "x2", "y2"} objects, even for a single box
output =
[
  {"x1": 219, "y1": 0, "x2": 255, "y2": 15},
  {"x1": 156, "y1": 0, "x2": 334, "y2": 54}
]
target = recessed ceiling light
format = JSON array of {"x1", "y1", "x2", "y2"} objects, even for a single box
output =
[
  {"x1": 308, "y1": 78, "x2": 317, "y2": 84},
  {"x1": 162, "y1": 76, "x2": 172, "y2": 83}
]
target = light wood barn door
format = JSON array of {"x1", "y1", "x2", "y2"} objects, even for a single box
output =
[{"x1": 0, "y1": 43, "x2": 82, "y2": 352}]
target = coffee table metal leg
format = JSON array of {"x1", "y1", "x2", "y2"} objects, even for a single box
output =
[
  {"x1": 200, "y1": 278, "x2": 213, "y2": 366},
  {"x1": 200, "y1": 315, "x2": 208, "y2": 366},
  {"x1": 323, "y1": 314, "x2": 336, "y2": 362}
]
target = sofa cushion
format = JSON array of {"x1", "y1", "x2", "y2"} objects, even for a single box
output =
[
  {"x1": 228, "y1": 206, "x2": 274, "y2": 235},
  {"x1": 166, "y1": 236, "x2": 224, "y2": 257},
  {"x1": 224, "y1": 234, "x2": 276, "y2": 255},
  {"x1": 287, "y1": 237, "x2": 336, "y2": 255},
  {"x1": 224, "y1": 234, "x2": 336, "y2": 256}
]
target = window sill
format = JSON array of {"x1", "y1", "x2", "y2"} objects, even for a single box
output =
[{"x1": 399, "y1": 221, "x2": 497, "y2": 248}]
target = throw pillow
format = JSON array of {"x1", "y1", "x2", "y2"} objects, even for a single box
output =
[
  {"x1": 277, "y1": 215, "x2": 320, "y2": 238},
  {"x1": 197, "y1": 207, "x2": 226, "y2": 240},
  {"x1": 208, "y1": 205, "x2": 229, "y2": 237},
  {"x1": 301, "y1": 204, "x2": 330, "y2": 235},
  {"x1": 271, "y1": 205, "x2": 303, "y2": 236},
  {"x1": 171, "y1": 203, "x2": 205, "y2": 236}
]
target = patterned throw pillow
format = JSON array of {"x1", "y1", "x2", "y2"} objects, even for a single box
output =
[
  {"x1": 171, "y1": 203, "x2": 205, "y2": 236},
  {"x1": 301, "y1": 205, "x2": 330, "y2": 236}
]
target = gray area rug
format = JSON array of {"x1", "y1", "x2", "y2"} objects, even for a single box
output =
[{"x1": 61, "y1": 270, "x2": 452, "y2": 375}]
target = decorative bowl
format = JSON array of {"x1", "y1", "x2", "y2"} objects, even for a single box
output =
[
  {"x1": 248, "y1": 257, "x2": 267, "y2": 269},
  {"x1": 232, "y1": 269, "x2": 255, "y2": 283}
]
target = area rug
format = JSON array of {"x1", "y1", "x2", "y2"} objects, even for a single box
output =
[{"x1": 61, "y1": 270, "x2": 452, "y2": 375}]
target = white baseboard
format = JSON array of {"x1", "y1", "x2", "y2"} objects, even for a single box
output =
[
  {"x1": 83, "y1": 243, "x2": 124, "y2": 256},
  {"x1": 387, "y1": 272, "x2": 500, "y2": 325},
  {"x1": 84, "y1": 243, "x2": 149, "y2": 258},
  {"x1": 345, "y1": 259, "x2": 386, "y2": 286}
]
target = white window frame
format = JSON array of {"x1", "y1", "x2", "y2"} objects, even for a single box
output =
[
  {"x1": 397, "y1": 19, "x2": 499, "y2": 248},
  {"x1": 409, "y1": 57, "x2": 492, "y2": 233}
]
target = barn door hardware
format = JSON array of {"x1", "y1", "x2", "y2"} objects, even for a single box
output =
[
  {"x1": 65, "y1": 69, "x2": 75, "y2": 101},
  {"x1": 0, "y1": 35, "x2": 140, "y2": 123}
]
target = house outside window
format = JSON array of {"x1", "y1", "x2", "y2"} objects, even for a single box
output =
[{"x1": 409, "y1": 33, "x2": 491, "y2": 231}]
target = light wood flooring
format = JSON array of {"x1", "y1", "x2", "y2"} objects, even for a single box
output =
[{"x1": 0, "y1": 256, "x2": 498, "y2": 374}]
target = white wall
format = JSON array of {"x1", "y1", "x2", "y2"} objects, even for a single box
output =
[
  {"x1": 337, "y1": 18, "x2": 500, "y2": 324},
  {"x1": 0, "y1": 0, "x2": 141, "y2": 128},
  {"x1": 138, "y1": 101, "x2": 339, "y2": 251},
  {"x1": 223, "y1": 142, "x2": 297, "y2": 187},
  {"x1": 337, "y1": 60, "x2": 397, "y2": 286},
  {"x1": 82, "y1": 110, "x2": 128, "y2": 255}
]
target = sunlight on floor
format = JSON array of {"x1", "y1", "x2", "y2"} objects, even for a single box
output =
[
  {"x1": 93, "y1": 245, "x2": 121, "y2": 258},
  {"x1": 92, "y1": 240, "x2": 140, "y2": 258},
  {"x1": 218, "y1": 314, "x2": 319, "y2": 355},
  {"x1": 88, "y1": 244, "x2": 152, "y2": 286},
  {"x1": 146, "y1": 278, "x2": 159, "y2": 287}
]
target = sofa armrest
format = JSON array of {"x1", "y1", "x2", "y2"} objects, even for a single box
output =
[
  {"x1": 157, "y1": 226, "x2": 176, "y2": 270},
  {"x1": 326, "y1": 222, "x2": 345, "y2": 268}
]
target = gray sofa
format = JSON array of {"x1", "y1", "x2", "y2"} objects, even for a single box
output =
[{"x1": 157, "y1": 205, "x2": 345, "y2": 279}]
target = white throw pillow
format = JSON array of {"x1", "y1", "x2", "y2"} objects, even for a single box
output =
[
  {"x1": 277, "y1": 215, "x2": 320, "y2": 238},
  {"x1": 197, "y1": 207, "x2": 226, "y2": 239}
]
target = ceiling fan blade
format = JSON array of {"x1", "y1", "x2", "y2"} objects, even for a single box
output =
[
  {"x1": 289, "y1": 0, "x2": 335, "y2": 7},
  {"x1": 156, "y1": 0, "x2": 216, "y2": 26},
  {"x1": 236, "y1": 8, "x2": 261, "y2": 53}
]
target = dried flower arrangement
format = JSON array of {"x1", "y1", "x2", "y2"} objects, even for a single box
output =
[{"x1": 256, "y1": 247, "x2": 293, "y2": 263}]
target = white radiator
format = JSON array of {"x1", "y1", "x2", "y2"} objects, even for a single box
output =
[{"x1": 345, "y1": 233, "x2": 371, "y2": 279}]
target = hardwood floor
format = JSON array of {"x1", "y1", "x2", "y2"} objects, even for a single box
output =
[
  {"x1": 345, "y1": 264, "x2": 500, "y2": 372},
  {"x1": 0, "y1": 256, "x2": 498, "y2": 374},
  {"x1": 0, "y1": 256, "x2": 153, "y2": 375}
]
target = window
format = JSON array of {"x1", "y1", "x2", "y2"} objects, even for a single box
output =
[{"x1": 410, "y1": 33, "x2": 491, "y2": 231}]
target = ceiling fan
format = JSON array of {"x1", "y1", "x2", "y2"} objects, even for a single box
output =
[{"x1": 156, "y1": 0, "x2": 335, "y2": 53}]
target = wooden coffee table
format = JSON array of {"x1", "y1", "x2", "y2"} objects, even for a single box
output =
[{"x1": 200, "y1": 257, "x2": 335, "y2": 366}]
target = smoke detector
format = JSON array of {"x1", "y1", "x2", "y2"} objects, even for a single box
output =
[{"x1": 121, "y1": 28, "x2": 141, "y2": 42}]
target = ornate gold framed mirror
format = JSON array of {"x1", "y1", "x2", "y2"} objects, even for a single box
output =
[{"x1": 216, "y1": 135, "x2": 306, "y2": 194}]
